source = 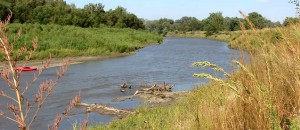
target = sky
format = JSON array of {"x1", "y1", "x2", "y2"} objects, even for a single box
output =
[{"x1": 65, "y1": 0, "x2": 296, "y2": 23}]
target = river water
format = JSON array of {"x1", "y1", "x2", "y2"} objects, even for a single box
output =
[{"x1": 0, "y1": 37, "x2": 243, "y2": 129}]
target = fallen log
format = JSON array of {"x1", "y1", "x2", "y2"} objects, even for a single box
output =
[
  {"x1": 76, "y1": 102, "x2": 133, "y2": 117},
  {"x1": 135, "y1": 82, "x2": 173, "y2": 94},
  {"x1": 112, "y1": 82, "x2": 191, "y2": 104}
]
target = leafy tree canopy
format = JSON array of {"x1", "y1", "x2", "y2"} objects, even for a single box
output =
[
  {"x1": 247, "y1": 12, "x2": 270, "y2": 29},
  {"x1": 283, "y1": 17, "x2": 299, "y2": 26},
  {"x1": 0, "y1": 0, "x2": 144, "y2": 29}
]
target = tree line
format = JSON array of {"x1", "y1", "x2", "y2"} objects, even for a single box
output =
[
  {"x1": 1, "y1": 0, "x2": 299, "y2": 35},
  {"x1": 144, "y1": 12, "x2": 297, "y2": 36},
  {"x1": 0, "y1": 0, "x2": 145, "y2": 29}
]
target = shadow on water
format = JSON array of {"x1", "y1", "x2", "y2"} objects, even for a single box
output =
[{"x1": 0, "y1": 37, "x2": 245, "y2": 129}]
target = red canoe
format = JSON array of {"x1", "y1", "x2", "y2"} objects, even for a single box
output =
[{"x1": 15, "y1": 67, "x2": 37, "y2": 72}]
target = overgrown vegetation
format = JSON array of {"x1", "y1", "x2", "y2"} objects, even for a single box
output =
[
  {"x1": 167, "y1": 28, "x2": 283, "y2": 50},
  {"x1": 0, "y1": 23, "x2": 162, "y2": 60},
  {"x1": 0, "y1": 0, "x2": 145, "y2": 29},
  {"x1": 145, "y1": 11, "x2": 283, "y2": 36},
  {"x1": 93, "y1": 20, "x2": 300, "y2": 130},
  {"x1": 167, "y1": 30, "x2": 242, "y2": 44}
]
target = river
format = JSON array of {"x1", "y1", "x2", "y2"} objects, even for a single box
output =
[{"x1": 0, "y1": 37, "x2": 243, "y2": 129}]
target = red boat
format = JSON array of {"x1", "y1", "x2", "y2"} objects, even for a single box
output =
[{"x1": 15, "y1": 67, "x2": 37, "y2": 72}]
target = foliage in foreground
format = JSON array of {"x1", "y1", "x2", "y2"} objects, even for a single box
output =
[
  {"x1": 93, "y1": 22, "x2": 300, "y2": 129},
  {"x1": 0, "y1": 23, "x2": 162, "y2": 60},
  {"x1": 0, "y1": 14, "x2": 83, "y2": 130}
]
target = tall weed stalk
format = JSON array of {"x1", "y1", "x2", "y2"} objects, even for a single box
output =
[{"x1": 0, "y1": 14, "x2": 81, "y2": 130}]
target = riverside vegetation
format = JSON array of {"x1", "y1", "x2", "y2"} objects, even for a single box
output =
[
  {"x1": 0, "y1": 23, "x2": 162, "y2": 60},
  {"x1": 0, "y1": 5, "x2": 162, "y2": 130},
  {"x1": 0, "y1": 0, "x2": 163, "y2": 61},
  {"x1": 2, "y1": 1, "x2": 300, "y2": 129},
  {"x1": 93, "y1": 22, "x2": 300, "y2": 129},
  {"x1": 0, "y1": 17, "x2": 162, "y2": 129}
]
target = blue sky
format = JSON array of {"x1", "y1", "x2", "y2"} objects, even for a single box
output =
[{"x1": 65, "y1": 0, "x2": 295, "y2": 22}]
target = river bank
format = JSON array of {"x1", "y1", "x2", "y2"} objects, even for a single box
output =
[
  {"x1": 12, "y1": 52, "x2": 133, "y2": 69},
  {"x1": 2, "y1": 37, "x2": 239, "y2": 129},
  {"x1": 94, "y1": 25, "x2": 300, "y2": 129},
  {"x1": 1, "y1": 23, "x2": 163, "y2": 61},
  {"x1": 167, "y1": 28, "x2": 281, "y2": 50},
  {"x1": 167, "y1": 31, "x2": 240, "y2": 47}
]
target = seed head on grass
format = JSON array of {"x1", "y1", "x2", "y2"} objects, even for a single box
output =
[
  {"x1": 192, "y1": 61, "x2": 230, "y2": 77},
  {"x1": 0, "y1": 13, "x2": 82, "y2": 130}
]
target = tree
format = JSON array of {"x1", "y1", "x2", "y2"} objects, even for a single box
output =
[
  {"x1": 283, "y1": 17, "x2": 299, "y2": 26},
  {"x1": 105, "y1": 7, "x2": 126, "y2": 27},
  {"x1": 144, "y1": 20, "x2": 159, "y2": 32},
  {"x1": 33, "y1": 4, "x2": 54, "y2": 24},
  {"x1": 71, "y1": 9, "x2": 90, "y2": 27},
  {"x1": 0, "y1": 0, "x2": 14, "y2": 21},
  {"x1": 0, "y1": 1, "x2": 146, "y2": 29},
  {"x1": 203, "y1": 12, "x2": 224, "y2": 36},
  {"x1": 247, "y1": 12, "x2": 269, "y2": 29},
  {"x1": 266, "y1": 21, "x2": 281, "y2": 28},
  {"x1": 175, "y1": 16, "x2": 201, "y2": 32},
  {"x1": 83, "y1": 3, "x2": 105, "y2": 27},
  {"x1": 224, "y1": 17, "x2": 242, "y2": 31},
  {"x1": 157, "y1": 18, "x2": 174, "y2": 35},
  {"x1": 105, "y1": 6, "x2": 144, "y2": 29}
]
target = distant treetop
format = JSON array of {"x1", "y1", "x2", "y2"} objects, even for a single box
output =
[{"x1": 0, "y1": 0, "x2": 145, "y2": 29}]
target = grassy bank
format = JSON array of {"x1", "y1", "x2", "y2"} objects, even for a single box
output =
[
  {"x1": 167, "y1": 31, "x2": 242, "y2": 44},
  {"x1": 2, "y1": 23, "x2": 163, "y2": 60},
  {"x1": 93, "y1": 24, "x2": 300, "y2": 129},
  {"x1": 167, "y1": 29, "x2": 282, "y2": 50}
]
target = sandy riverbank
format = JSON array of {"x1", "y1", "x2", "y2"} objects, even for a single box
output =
[{"x1": 0, "y1": 53, "x2": 133, "y2": 69}]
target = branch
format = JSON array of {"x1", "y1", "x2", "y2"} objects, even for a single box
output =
[{"x1": 0, "y1": 111, "x2": 19, "y2": 124}]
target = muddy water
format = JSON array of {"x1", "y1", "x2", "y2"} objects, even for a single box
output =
[{"x1": 0, "y1": 37, "x2": 243, "y2": 129}]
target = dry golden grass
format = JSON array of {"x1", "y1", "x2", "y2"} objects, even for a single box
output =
[
  {"x1": 94, "y1": 23, "x2": 300, "y2": 130},
  {"x1": 191, "y1": 22, "x2": 300, "y2": 129}
]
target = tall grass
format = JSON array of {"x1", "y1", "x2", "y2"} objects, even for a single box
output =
[
  {"x1": 2, "y1": 23, "x2": 162, "y2": 60},
  {"x1": 167, "y1": 31, "x2": 243, "y2": 44},
  {"x1": 93, "y1": 23, "x2": 300, "y2": 129},
  {"x1": 191, "y1": 22, "x2": 300, "y2": 129}
]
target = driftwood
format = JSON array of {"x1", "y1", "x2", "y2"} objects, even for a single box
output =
[
  {"x1": 113, "y1": 82, "x2": 189, "y2": 104},
  {"x1": 134, "y1": 82, "x2": 172, "y2": 95},
  {"x1": 73, "y1": 82, "x2": 188, "y2": 118},
  {"x1": 76, "y1": 103, "x2": 133, "y2": 117}
]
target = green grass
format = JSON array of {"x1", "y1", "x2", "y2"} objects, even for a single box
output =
[
  {"x1": 4, "y1": 23, "x2": 163, "y2": 60},
  {"x1": 91, "y1": 83, "x2": 226, "y2": 130},
  {"x1": 167, "y1": 31, "x2": 242, "y2": 44},
  {"x1": 167, "y1": 29, "x2": 282, "y2": 51},
  {"x1": 93, "y1": 24, "x2": 300, "y2": 129}
]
